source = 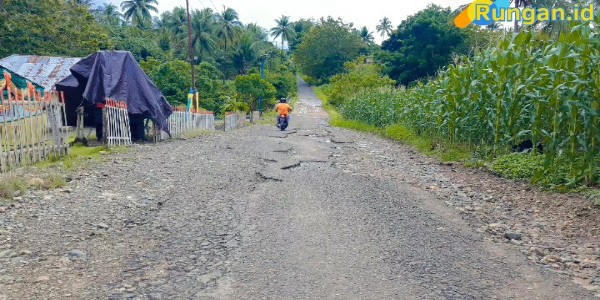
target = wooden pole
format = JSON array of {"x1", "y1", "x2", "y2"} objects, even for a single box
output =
[{"x1": 185, "y1": 0, "x2": 198, "y2": 114}]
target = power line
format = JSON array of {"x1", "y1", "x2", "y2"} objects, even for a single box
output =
[{"x1": 208, "y1": 0, "x2": 220, "y2": 12}]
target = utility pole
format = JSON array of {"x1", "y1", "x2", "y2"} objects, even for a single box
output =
[
  {"x1": 185, "y1": 0, "x2": 197, "y2": 111},
  {"x1": 258, "y1": 55, "x2": 266, "y2": 114}
]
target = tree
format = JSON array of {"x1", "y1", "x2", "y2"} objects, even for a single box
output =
[
  {"x1": 246, "y1": 23, "x2": 269, "y2": 42},
  {"x1": 216, "y1": 6, "x2": 241, "y2": 55},
  {"x1": 325, "y1": 59, "x2": 395, "y2": 107},
  {"x1": 216, "y1": 6, "x2": 242, "y2": 81},
  {"x1": 121, "y1": 0, "x2": 158, "y2": 29},
  {"x1": 234, "y1": 74, "x2": 276, "y2": 111},
  {"x1": 376, "y1": 17, "x2": 393, "y2": 40},
  {"x1": 94, "y1": 3, "x2": 123, "y2": 26},
  {"x1": 358, "y1": 26, "x2": 374, "y2": 44},
  {"x1": 289, "y1": 18, "x2": 314, "y2": 52},
  {"x1": 186, "y1": 8, "x2": 217, "y2": 62},
  {"x1": 145, "y1": 59, "x2": 192, "y2": 106},
  {"x1": 270, "y1": 15, "x2": 295, "y2": 53},
  {"x1": 0, "y1": 0, "x2": 112, "y2": 58},
  {"x1": 110, "y1": 26, "x2": 166, "y2": 61},
  {"x1": 377, "y1": 5, "x2": 467, "y2": 85},
  {"x1": 294, "y1": 18, "x2": 365, "y2": 82},
  {"x1": 231, "y1": 33, "x2": 258, "y2": 75},
  {"x1": 161, "y1": 7, "x2": 188, "y2": 57}
]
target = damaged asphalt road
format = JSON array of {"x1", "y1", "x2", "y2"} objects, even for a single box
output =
[{"x1": 0, "y1": 79, "x2": 595, "y2": 299}]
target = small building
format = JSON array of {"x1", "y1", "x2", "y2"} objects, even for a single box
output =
[
  {"x1": 0, "y1": 54, "x2": 81, "y2": 91},
  {"x1": 0, "y1": 55, "x2": 82, "y2": 125}
]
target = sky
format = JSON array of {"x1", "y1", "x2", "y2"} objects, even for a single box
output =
[{"x1": 98, "y1": 0, "x2": 467, "y2": 44}]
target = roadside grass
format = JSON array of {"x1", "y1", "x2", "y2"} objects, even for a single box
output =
[
  {"x1": 35, "y1": 145, "x2": 121, "y2": 171},
  {"x1": 0, "y1": 145, "x2": 129, "y2": 201},
  {"x1": 0, "y1": 177, "x2": 28, "y2": 200},
  {"x1": 258, "y1": 111, "x2": 278, "y2": 125},
  {"x1": 316, "y1": 87, "x2": 599, "y2": 195},
  {"x1": 0, "y1": 173, "x2": 69, "y2": 201},
  {"x1": 317, "y1": 87, "x2": 472, "y2": 164}
]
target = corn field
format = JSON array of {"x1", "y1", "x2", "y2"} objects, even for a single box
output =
[{"x1": 340, "y1": 22, "x2": 600, "y2": 186}]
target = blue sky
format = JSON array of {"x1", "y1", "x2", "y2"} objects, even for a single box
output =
[{"x1": 96, "y1": 0, "x2": 466, "y2": 44}]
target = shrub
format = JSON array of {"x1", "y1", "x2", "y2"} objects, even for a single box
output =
[
  {"x1": 234, "y1": 74, "x2": 276, "y2": 111},
  {"x1": 324, "y1": 59, "x2": 395, "y2": 107}
]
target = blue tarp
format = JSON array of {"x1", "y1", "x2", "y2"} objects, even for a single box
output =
[{"x1": 56, "y1": 51, "x2": 173, "y2": 132}]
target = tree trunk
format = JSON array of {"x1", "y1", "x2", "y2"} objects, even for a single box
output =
[
  {"x1": 281, "y1": 36, "x2": 285, "y2": 62},
  {"x1": 222, "y1": 40, "x2": 227, "y2": 84}
]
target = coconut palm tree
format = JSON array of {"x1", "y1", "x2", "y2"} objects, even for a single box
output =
[
  {"x1": 270, "y1": 15, "x2": 295, "y2": 53},
  {"x1": 121, "y1": 0, "x2": 158, "y2": 29},
  {"x1": 359, "y1": 26, "x2": 374, "y2": 44},
  {"x1": 246, "y1": 23, "x2": 269, "y2": 43},
  {"x1": 216, "y1": 6, "x2": 242, "y2": 82},
  {"x1": 163, "y1": 7, "x2": 187, "y2": 37},
  {"x1": 95, "y1": 3, "x2": 123, "y2": 26},
  {"x1": 216, "y1": 6, "x2": 242, "y2": 55},
  {"x1": 186, "y1": 8, "x2": 217, "y2": 62},
  {"x1": 231, "y1": 33, "x2": 260, "y2": 75},
  {"x1": 376, "y1": 17, "x2": 393, "y2": 40}
]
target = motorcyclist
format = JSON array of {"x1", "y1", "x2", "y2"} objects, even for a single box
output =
[{"x1": 275, "y1": 98, "x2": 292, "y2": 129}]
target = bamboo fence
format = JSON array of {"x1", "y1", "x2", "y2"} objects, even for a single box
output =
[
  {"x1": 102, "y1": 99, "x2": 132, "y2": 147},
  {"x1": 0, "y1": 89, "x2": 68, "y2": 172},
  {"x1": 167, "y1": 108, "x2": 216, "y2": 138}
]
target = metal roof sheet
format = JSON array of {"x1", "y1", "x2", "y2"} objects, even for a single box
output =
[{"x1": 0, "y1": 54, "x2": 81, "y2": 90}]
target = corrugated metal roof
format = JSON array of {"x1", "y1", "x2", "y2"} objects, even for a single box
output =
[{"x1": 0, "y1": 54, "x2": 81, "y2": 90}]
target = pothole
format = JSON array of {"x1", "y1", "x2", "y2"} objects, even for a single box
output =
[
  {"x1": 255, "y1": 172, "x2": 283, "y2": 182},
  {"x1": 281, "y1": 160, "x2": 329, "y2": 171},
  {"x1": 273, "y1": 148, "x2": 293, "y2": 153}
]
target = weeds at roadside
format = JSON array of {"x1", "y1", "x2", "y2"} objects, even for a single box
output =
[
  {"x1": 0, "y1": 145, "x2": 127, "y2": 200},
  {"x1": 180, "y1": 129, "x2": 214, "y2": 140},
  {"x1": 0, "y1": 177, "x2": 28, "y2": 200}
]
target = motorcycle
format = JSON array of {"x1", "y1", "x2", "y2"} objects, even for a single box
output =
[{"x1": 277, "y1": 115, "x2": 289, "y2": 131}]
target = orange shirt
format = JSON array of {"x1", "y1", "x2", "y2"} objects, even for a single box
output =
[{"x1": 276, "y1": 103, "x2": 292, "y2": 117}]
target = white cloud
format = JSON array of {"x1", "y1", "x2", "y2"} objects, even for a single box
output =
[{"x1": 98, "y1": 0, "x2": 467, "y2": 44}]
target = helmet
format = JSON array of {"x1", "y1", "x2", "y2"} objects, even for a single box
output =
[{"x1": 280, "y1": 98, "x2": 287, "y2": 103}]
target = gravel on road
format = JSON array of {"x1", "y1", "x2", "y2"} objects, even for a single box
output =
[{"x1": 0, "y1": 78, "x2": 598, "y2": 299}]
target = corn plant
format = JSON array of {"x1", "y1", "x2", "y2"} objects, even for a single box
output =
[{"x1": 338, "y1": 19, "x2": 600, "y2": 187}]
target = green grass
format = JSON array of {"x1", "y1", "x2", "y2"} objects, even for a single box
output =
[
  {"x1": 490, "y1": 153, "x2": 544, "y2": 180},
  {"x1": 35, "y1": 145, "x2": 120, "y2": 170},
  {"x1": 258, "y1": 111, "x2": 278, "y2": 125},
  {"x1": 0, "y1": 173, "x2": 69, "y2": 201},
  {"x1": 0, "y1": 145, "x2": 127, "y2": 200},
  {"x1": 0, "y1": 177, "x2": 28, "y2": 200}
]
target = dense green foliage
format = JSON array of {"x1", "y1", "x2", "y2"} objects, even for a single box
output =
[
  {"x1": 294, "y1": 18, "x2": 365, "y2": 83},
  {"x1": 322, "y1": 59, "x2": 395, "y2": 107},
  {"x1": 0, "y1": 1, "x2": 298, "y2": 114},
  {"x1": 234, "y1": 74, "x2": 276, "y2": 111},
  {"x1": 267, "y1": 71, "x2": 298, "y2": 100},
  {"x1": 377, "y1": 5, "x2": 468, "y2": 85},
  {"x1": 0, "y1": 0, "x2": 112, "y2": 58},
  {"x1": 332, "y1": 22, "x2": 600, "y2": 188}
]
